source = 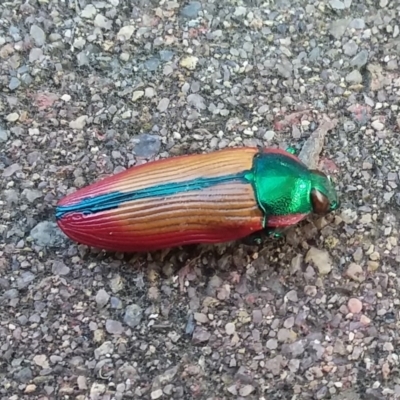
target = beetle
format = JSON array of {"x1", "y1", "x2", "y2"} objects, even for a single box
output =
[{"x1": 56, "y1": 146, "x2": 339, "y2": 252}]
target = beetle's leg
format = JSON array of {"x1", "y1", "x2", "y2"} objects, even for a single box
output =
[
  {"x1": 286, "y1": 146, "x2": 297, "y2": 155},
  {"x1": 242, "y1": 232, "x2": 264, "y2": 246},
  {"x1": 242, "y1": 228, "x2": 283, "y2": 246},
  {"x1": 264, "y1": 227, "x2": 284, "y2": 238}
]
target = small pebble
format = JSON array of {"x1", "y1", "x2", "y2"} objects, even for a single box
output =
[
  {"x1": 105, "y1": 319, "x2": 124, "y2": 335},
  {"x1": 181, "y1": 1, "x2": 201, "y2": 18},
  {"x1": 52, "y1": 261, "x2": 70, "y2": 276},
  {"x1": 124, "y1": 304, "x2": 143, "y2": 328},
  {"x1": 371, "y1": 120, "x2": 384, "y2": 131},
  {"x1": 30, "y1": 25, "x2": 46, "y2": 46},
  {"x1": 305, "y1": 247, "x2": 333, "y2": 275},
  {"x1": 95, "y1": 289, "x2": 110, "y2": 307},
  {"x1": 345, "y1": 263, "x2": 365, "y2": 282},
  {"x1": 225, "y1": 322, "x2": 235, "y2": 335},
  {"x1": 348, "y1": 298, "x2": 363, "y2": 314},
  {"x1": 9, "y1": 77, "x2": 20, "y2": 91},
  {"x1": 345, "y1": 70, "x2": 363, "y2": 84}
]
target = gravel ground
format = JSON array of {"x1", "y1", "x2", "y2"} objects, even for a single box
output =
[{"x1": 1, "y1": 1, "x2": 400, "y2": 399}]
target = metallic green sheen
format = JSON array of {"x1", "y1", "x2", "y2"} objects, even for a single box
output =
[{"x1": 247, "y1": 152, "x2": 339, "y2": 227}]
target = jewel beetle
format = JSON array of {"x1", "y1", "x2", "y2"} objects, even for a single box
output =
[{"x1": 56, "y1": 146, "x2": 339, "y2": 252}]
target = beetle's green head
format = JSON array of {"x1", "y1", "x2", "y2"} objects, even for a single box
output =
[{"x1": 308, "y1": 169, "x2": 340, "y2": 215}]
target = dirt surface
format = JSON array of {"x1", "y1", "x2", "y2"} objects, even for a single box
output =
[{"x1": 1, "y1": 1, "x2": 400, "y2": 399}]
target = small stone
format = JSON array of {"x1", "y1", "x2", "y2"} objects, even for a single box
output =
[
  {"x1": 329, "y1": 0, "x2": 345, "y2": 10},
  {"x1": 3, "y1": 289, "x2": 18, "y2": 299},
  {"x1": 90, "y1": 382, "x2": 106, "y2": 396},
  {"x1": 110, "y1": 296, "x2": 123, "y2": 309},
  {"x1": 17, "y1": 272, "x2": 35, "y2": 289},
  {"x1": 157, "y1": 98, "x2": 170, "y2": 112},
  {"x1": 181, "y1": 1, "x2": 201, "y2": 18},
  {"x1": 353, "y1": 247, "x2": 363, "y2": 262},
  {"x1": 239, "y1": 385, "x2": 255, "y2": 397},
  {"x1": 305, "y1": 247, "x2": 333, "y2": 275},
  {"x1": 120, "y1": 52, "x2": 130, "y2": 61},
  {"x1": 0, "y1": 127, "x2": 8, "y2": 142},
  {"x1": 194, "y1": 313, "x2": 208, "y2": 323},
  {"x1": 252, "y1": 309, "x2": 263, "y2": 324},
  {"x1": 266, "y1": 338, "x2": 278, "y2": 350},
  {"x1": 145, "y1": 87, "x2": 156, "y2": 98},
  {"x1": 23, "y1": 189, "x2": 42, "y2": 202},
  {"x1": 343, "y1": 40, "x2": 358, "y2": 56},
  {"x1": 265, "y1": 355, "x2": 285, "y2": 376},
  {"x1": 109, "y1": 275, "x2": 123, "y2": 293},
  {"x1": 360, "y1": 213, "x2": 372, "y2": 224},
  {"x1": 284, "y1": 317, "x2": 295, "y2": 329},
  {"x1": 227, "y1": 385, "x2": 237, "y2": 395},
  {"x1": 73, "y1": 37, "x2": 86, "y2": 49},
  {"x1": 25, "y1": 384, "x2": 37, "y2": 393},
  {"x1": 144, "y1": 57, "x2": 160, "y2": 71},
  {"x1": 350, "y1": 50, "x2": 369, "y2": 68},
  {"x1": 132, "y1": 90, "x2": 144, "y2": 102},
  {"x1": 371, "y1": 120, "x2": 384, "y2": 131},
  {"x1": 154, "y1": 365, "x2": 179, "y2": 386},
  {"x1": 369, "y1": 251, "x2": 380, "y2": 261},
  {"x1": 234, "y1": 6, "x2": 247, "y2": 16},
  {"x1": 81, "y1": 4, "x2": 97, "y2": 18},
  {"x1": 292, "y1": 125, "x2": 301, "y2": 139},
  {"x1": 94, "y1": 14, "x2": 111, "y2": 30},
  {"x1": 180, "y1": 56, "x2": 198, "y2": 70},
  {"x1": 117, "y1": 25, "x2": 135, "y2": 41},
  {"x1": 95, "y1": 289, "x2": 110, "y2": 307},
  {"x1": 278, "y1": 328, "x2": 295, "y2": 343},
  {"x1": 225, "y1": 322, "x2": 235, "y2": 335},
  {"x1": 69, "y1": 115, "x2": 88, "y2": 130},
  {"x1": 345, "y1": 263, "x2": 365, "y2": 282},
  {"x1": 77, "y1": 51, "x2": 89, "y2": 66},
  {"x1": 9, "y1": 77, "x2": 20, "y2": 91},
  {"x1": 187, "y1": 93, "x2": 206, "y2": 110},
  {"x1": 29, "y1": 48, "x2": 43, "y2": 62},
  {"x1": 30, "y1": 25, "x2": 46, "y2": 46},
  {"x1": 164, "y1": 384, "x2": 174, "y2": 395},
  {"x1": 263, "y1": 130, "x2": 275, "y2": 141},
  {"x1": 124, "y1": 304, "x2": 143, "y2": 328},
  {"x1": 33, "y1": 354, "x2": 49, "y2": 368},
  {"x1": 348, "y1": 298, "x2": 362, "y2": 314},
  {"x1": 367, "y1": 261, "x2": 380, "y2": 272},
  {"x1": 106, "y1": 319, "x2": 124, "y2": 335},
  {"x1": 345, "y1": 70, "x2": 363, "y2": 84},
  {"x1": 15, "y1": 367, "x2": 32, "y2": 383},
  {"x1": 6, "y1": 112, "x2": 19, "y2": 122},
  {"x1": 52, "y1": 261, "x2": 70, "y2": 276},
  {"x1": 349, "y1": 18, "x2": 365, "y2": 29},
  {"x1": 94, "y1": 341, "x2": 114, "y2": 359},
  {"x1": 286, "y1": 290, "x2": 298, "y2": 302},
  {"x1": 329, "y1": 19, "x2": 350, "y2": 39},
  {"x1": 360, "y1": 315, "x2": 371, "y2": 325},
  {"x1": 31, "y1": 221, "x2": 66, "y2": 247},
  {"x1": 192, "y1": 327, "x2": 211, "y2": 344},
  {"x1": 133, "y1": 134, "x2": 161, "y2": 158},
  {"x1": 151, "y1": 389, "x2": 163, "y2": 399},
  {"x1": 159, "y1": 50, "x2": 174, "y2": 62},
  {"x1": 2, "y1": 163, "x2": 21, "y2": 177},
  {"x1": 77, "y1": 376, "x2": 87, "y2": 390}
]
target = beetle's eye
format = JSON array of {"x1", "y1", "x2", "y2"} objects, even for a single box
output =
[{"x1": 311, "y1": 189, "x2": 330, "y2": 215}]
